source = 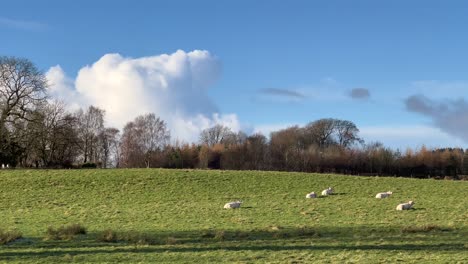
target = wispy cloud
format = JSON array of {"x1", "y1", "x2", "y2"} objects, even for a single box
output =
[
  {"x1": 259, "y1": 88, "x2": 306, "y2": 99},
  {"x1": 405, "y1": 94, "x2": 468, "y2": 143},
  {"x1": 348, "y1": 88, "x2": 370, "y2": 100},
  {"x1": 0, "y1": 17, "x2": 48, "y2": 31}
]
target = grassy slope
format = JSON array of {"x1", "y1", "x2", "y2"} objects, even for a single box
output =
[{"x1": 0, "y1": 169, "x2": 467, "y2": 263}]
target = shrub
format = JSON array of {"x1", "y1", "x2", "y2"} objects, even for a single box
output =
[
  {"x1": 120, "y1": 231, "x2": 156, "y2": 245},
  {"x1": 200, "y1": 230, "x2": 215, "y2": 239},
  {"x1": 214, "y1": 230, "x2": 226, "y2": 241},
  {"x1": 45, "y1": 224, "x2": 86, "y2": 240},
  {"x1": 81, "y1": 162, "x2": 97, "y2": 168},
  {"x1": 166, "y1": 236, "x2": 178, "y2": 245},
  {"x1": 97, "y1": 229, "x2": 118, "y2": 243},
  {"x1": 0, "y1": 229, "x2": 22, "y2": 245},
  {"x1": 297, "y1": 226, "x2": 320, "y2": 237}
]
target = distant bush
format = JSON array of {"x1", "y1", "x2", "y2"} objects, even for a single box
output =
[
  {"x1": 0, "y1": 229, "x2": 22, "y2": 245},
  {"x1": 165, "y1": 236, "x2": 178, "y2": 245},
  {"x1": 121, "y1": 232, "x2": 156, "y2": 245},
  {"x1": 81, "y1": 163, "x2": 97, "y2": 168},
  {"x1": 214, "y1": 230, "x2": 226, "y2": 241},
  {"x1": 97, "y1": 229, "x2": 118, "y2": 243},
  {"x1": 297, "y1": 226, "x2": 320, "y2": 237},
  {"x1": 45, "y1": 224, "x2": 86, "y2": 240},
  {"x1": 200, "y1": 230, "x2": 216, "y2": 239}
]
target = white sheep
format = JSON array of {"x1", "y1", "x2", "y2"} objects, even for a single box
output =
[
  {"x1": 224, "y1": 200, "x2": 242, "y2": 209},
  {"x1": 396, "y1": 201, "x2": 415, "y2": 210},
  {"x1": 375, "y1": 191, "x2": 393, "y2": 199},
  {"x1": 321, "y1": 187, "x2": 334, "y2": 196},
  {"x1": 306, "y1": 192, "x2": 317, "y2": 198}
]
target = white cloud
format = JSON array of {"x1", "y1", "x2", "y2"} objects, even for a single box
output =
[
  {"x1": 46, "y1": 50, "x2": 239, "y2": 143},
  {"x1": 46, "y1": 65, "x2": 82, "y2": 110}
]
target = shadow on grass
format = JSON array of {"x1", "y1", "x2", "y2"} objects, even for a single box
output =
[
  {"x1": 1, "y1": 225, "x2": 466, "y2": 260},
  {"x1": 0, "y1": 242, "x2": 465, "y2": 259}
]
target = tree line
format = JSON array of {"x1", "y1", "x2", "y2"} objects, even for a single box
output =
[{"x1": 1, "y1": 56, "x2": 467, "y2": 178}]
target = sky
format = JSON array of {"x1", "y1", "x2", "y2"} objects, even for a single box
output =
[{"x1": 1, "y1": 0, "x2": 468, "y2": 149}]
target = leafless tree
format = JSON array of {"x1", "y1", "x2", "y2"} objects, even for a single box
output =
[
  {"x1": 269, "y1": 126, "x2": 303, "y2": 170},
  {"x1": 0, "y1": 56, "x2": 48, "y2": 165},
  {"x1": 17, "y1": 100, "x2": 80, "y2": 167},
  {"x1": 0, "y1": 56, "x2": 47, "y2": 129},
  {"x1": 75, "y1": 106, "x2": 105, "y2": 163},
  {"x1": 199, "y1": 124, "x2": 232, "y2": 146},
  {"x1": 335, "y1": 120, "x2": 363, "y2": 148},
  {"x1": 119, "y1": 121, "x2": 143, "y2": 167},
  {"x1": 245, "y1": 133, "x2": 267, "y2": 170},
  {"x1": 119, "y1": 113, "x2": 170, "y2": 168},
  {"x1": 99, "y1": 127, "x2": 120, "y2": 168},
  {"x1": 303, "y1": 118, "x2": 337, "y2": 148}
]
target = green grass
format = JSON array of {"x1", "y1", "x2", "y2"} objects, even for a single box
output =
[{"x1": 0, "y1": 169, "x2": 467, "y2": 263}]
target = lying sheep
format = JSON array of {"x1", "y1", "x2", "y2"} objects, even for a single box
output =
[
  {"x1": 375, "y1": 191, "x2": 393, "y2": 199},
  {"x1": 396, "y1": 201, "x2": 415, "y2": 210},
  {"x1": 321, "y1": 187, "x2": 334, "y2": 196},
  {"x1": 306, "y1": 192, "x2": 317, "y2": 198},
  {"x1": 224, "y1": 200, "x2": 242, "y2": 209}
]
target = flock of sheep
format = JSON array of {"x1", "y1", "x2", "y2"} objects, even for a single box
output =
[{"x1": 224, "y1": 188, "x2": 415, "y2": 211}]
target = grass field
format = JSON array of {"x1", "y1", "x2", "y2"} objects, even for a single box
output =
[{"x1": 0, "y1": 169, "x2": 467, "y2": 263}]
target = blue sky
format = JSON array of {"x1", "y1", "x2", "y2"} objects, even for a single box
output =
[{"x1": 1, "y1": 0, "x2": 468, "y2": 149}]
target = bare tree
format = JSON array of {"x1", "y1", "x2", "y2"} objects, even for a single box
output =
[
  {"x1": 0, "y1": 56, "x2": 47, "y2": 165},
  {"x1": 269, "y1": 126, "x2": 303, "y2": 170},
  {"x1": 119, "y1": 121, "x2": 143, "y2": 168},
  {"x1": 99, "y1": 127, "x2": 120, "y2": 168},
  {"x1": 245, "y1": 133, "x2": 267, "y2": 170},
  {"x1": 135, "y1": 113, "x2": 170, "y2": 167},
  {"x1": 76, "y1": 106, "x2": 105, "y2": 163},
  {"x1": 303, "y1": 118, "x2": 337, "y2": 148},
  {"x1": 335, "y1": 120, "x2": 363, "y2": 148},
  {"x1": 0, "y1": 56, "x2": 47, "y2": 127},
  {"x1": 199, "y1": 124, "x2": 232, "y2": 146},
  {"x1": 119, "y1": 113, "x2": 170, "y2": 168}
]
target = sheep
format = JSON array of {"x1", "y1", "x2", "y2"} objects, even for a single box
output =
[
  {"x1": 224, "y1": 200, "x2": 242, "y2": 209},
  {"x1": 396, "y1": 201, "x2": 415, "y2": 210},
  {"x1": 306, "y1": 192, "x2": 317, "y2": 198},
  {"x1": 375, "y1": 191, "x2": 393, "y2": 199},
  {"x1": 1, "y1": 164, "x2": 4, "y2": 169},
  {"x1": 321, "y1": 187, "x2": 334, "y2": 196}
]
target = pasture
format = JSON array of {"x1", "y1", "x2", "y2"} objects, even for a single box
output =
[{"x1": 0, "y1": 169, "x2": 467, "y2": 263}]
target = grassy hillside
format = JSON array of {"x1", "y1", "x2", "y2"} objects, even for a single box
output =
[{"x1": 0, "y1": 169, "x2": 466, "y2": 263}]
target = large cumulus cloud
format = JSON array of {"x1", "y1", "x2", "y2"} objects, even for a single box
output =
[{"x1": 46, "y1": 50, "x2": 240, "y2": 143}]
